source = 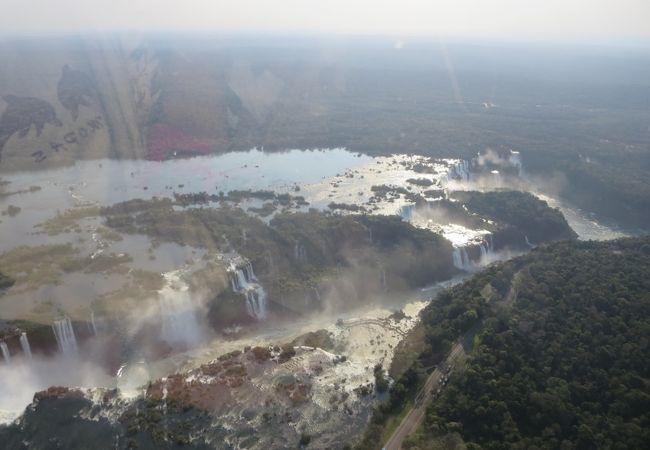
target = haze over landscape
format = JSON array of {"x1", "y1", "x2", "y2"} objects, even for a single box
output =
[{"x1": 0, "y1": 1, "x2": 649, "y2": 449}]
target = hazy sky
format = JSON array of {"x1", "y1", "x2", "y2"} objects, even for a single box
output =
[{"x1": 2, "y1": 0, "x2": 649, "y2": 41}]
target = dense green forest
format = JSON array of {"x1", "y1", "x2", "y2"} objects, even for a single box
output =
[
  {"x1": 455, "y1": 191, "x2": 578, "y2": 243},
  {"x1": 358, "y1": 236, "x2": 650, "y2": 450}
]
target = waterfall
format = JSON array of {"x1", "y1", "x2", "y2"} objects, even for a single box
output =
[
  {"x1": 478, "y1": 234, "x2": 495, "y2": 264},
  {"x1": 20, "y1": 332, "x2": 32, "y2": 359},
  {"x1": 52, "y1": 317, "x2": 78, "y2": 356},
  {"x1": 312, "y1": 287, "x2": 322, "y2": 303},
  {"x1": 161, "y1": 377, "x2": 169, "y2": 439},
  {"x1": 228, "y1": 259, "x2": 268, "y2": 320},
  {"x1": 460, "y1": 248, "x2": 471, "y2": 269},
  {"x1": 509, "y1": 150, "x2": 522, "y2": 174},
  {"x1": 452, "y1": 248, "x2": 462, "y2": 268},
  {"x1": 0, "y1": 341, "x2": 10, "y2": 364},
  {"x1": 245, "y1": 262, "x2": 257, "y2": 282},
  {"x1": 452, "y1": 247, "x2": 473, "y2": 271},
  {"x1": 294, "y1": 241, "x2": 307, "y2": 261},
  {"x1": 399, "y1": 204, "x2": 414, "y2": 220},
  {"x1": 447, "y1": 159, "x2": 471, "y2": 181},
  {"x1": 158, "y1": 271, "x2": 203, "y2": 345},
  {"x1": 90, "y1": 312, "x2": 98, "y2": 335},
  {"x1": 380, "y1": 268, "x2": 388, "y2": 291},
  {"x1": 86, "y1": 312, "x2": 98, "y2": 335},
  {"x1": 244, "y1": 289, "x2": 267, "y2": 319},
  {"x1": 525, "y1": 235, "x2": 534, "y2": 248},
  {"x1": 454, "y1": 233, "x2": 495, "y2": 270},
  {"x1": 235, "y1": 269, "x2": 247, "y2": 290}
]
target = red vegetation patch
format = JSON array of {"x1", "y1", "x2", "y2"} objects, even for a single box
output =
[
  {"x1": 34, "y1": 386, "x2": 84, "y2": 402},
  {"x1": 145, "y1": 359, "x2": 249, "y2": 411},
  {"x1": 146, "y1": 123, "x2": 212, "y2": 161}
]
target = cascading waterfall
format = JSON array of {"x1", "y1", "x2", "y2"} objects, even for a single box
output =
[
  {"x1": 452, "y1": 247, "x2": 473, "y2": 271},
  {"x1": 380, "y1": 268, "x2": 388, "y2": 291},
  {"x1": 0, "y1": 341, "x2": 10, "y2": 364},
  {"x1": 452, "y1": 248, "x2": 461, "y2": 268},
  {"x1": 480, "y1": 242, "x2": 488, "y2": 259},
  {"x1": 86, "y1": 312, "x2": 98, "y2": 335},
  {"x1": 158, "y1": 271, "x2": 203, "y2": 345},
  {"x1": 313, "y1": 287, "x2": 322, "y2": 303},
  {"x1": 525, "y1": 235, "x2": 534, "y2": 247},
  {"x1": 294, "y1": 241, "x2": 307, "y2": 261},
  {"x1": 509, "y1": 150, "x2": 522, "y2": 174},
  {"x1": 453, "y1": 234, "x2": 494, "y2": 271},
  {"x1": 90, "y1": 312, "x2": 98, "y2": 335},
  {"x1": 447, "y1": 159, "x2": 472, "y2": 181},
  {"x1": 20, "y1": 332, "x2": 32, "y2": 359},
  {"x1": 244, "y1": 262, "x2": 257, "y2": 282},
  {"x1": 243, "y1": 289, "x2": 267, "y2": 319},
  {"x1": 479, "y1": 234, "x2": 494, "y2": 261},
  {"x1": 446, "y1": 151, "x2": 524, "y2": 184},
  {"x1": 398, "y1": 204, "x2": 415, "y2": 220},
  {"x1": 305, "y1": 286, "x2": 322, "y2": 305},
  {"x1": 52, "y1": 316, "x2": 78, "y2": 356},
  {"x1": 228, "y1": 259, "x2": 268, "y2": 320}
]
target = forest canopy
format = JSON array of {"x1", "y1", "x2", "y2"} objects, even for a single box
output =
[{"x1": 408, "y1": 237, "x2": 650, "y2": 449}]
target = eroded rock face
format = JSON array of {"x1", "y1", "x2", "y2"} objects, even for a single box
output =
[
  {"x1": 33, "y1": 386, "x2": 84, "y2": 402},
  {"x1": 0, "y1": 310, "x2": 415, "y2": 450}
]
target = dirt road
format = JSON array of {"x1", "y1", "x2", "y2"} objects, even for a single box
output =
[{"x1": 383, "y1": 342, "x2": 465, "y2": 450}]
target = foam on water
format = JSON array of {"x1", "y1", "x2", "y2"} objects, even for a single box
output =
[{"x1": 158, "y1": 270, "x2": 204, "y2": 346}]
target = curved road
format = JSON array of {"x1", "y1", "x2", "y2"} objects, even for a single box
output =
[{"x1": 383, "y1": 342, "x2": 466, "y2": 450}]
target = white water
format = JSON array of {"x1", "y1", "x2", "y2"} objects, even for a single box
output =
[
  {"x1": 19, "y1": 333, "x2": 32, "y2": 359},
  {"x1": 228, "y1": 259, "x2": 268, "y2": 320},
  {"x1": 52, "y1": 317, "x2": 78, "y2": 356},
  {"x1": 312, "y1": 287, "x2": 322, "y2": 303},
  {"x1": 509, "y1": 150, "x2": 523, "y2": 174},
  {"x1": 452, "y1": 233, "x2": 495, "y2": 271},
  {"x1": 398, "y1": 204, "x2": 414, "y2": 221},
  {"x1": 158, "y1": 271, "x2": 204, "y2": 346},
  {"x1": 452, "y1": 247, "x2": 473, "y2": 271},
  {"x1": 534, "y1": 192, "x2": 629, "y2": 241},
  {"x1": 90, "y1": 312, "x2": 98, "y2": 336},
  {"x1": 380, "y1": 268, "x2": 388, "y2": 291},
  {"x1": 447, "y1": 159, "x2": 472, "y2": 181},
  {"x1": 0, "y1": 342, "x2": 10, "y2": 365},
  {"x1": 444, "y1": 153, "x2": 630, "y2": 242},
  {"x1": 116, "y1": 360, "x2": 151, "y2": 398},
  {"x1": 294, "y1": 241, "x2": 307, "y2": 261}
]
